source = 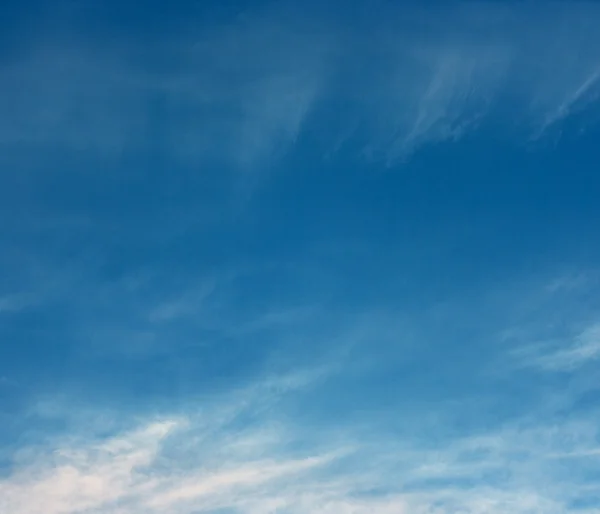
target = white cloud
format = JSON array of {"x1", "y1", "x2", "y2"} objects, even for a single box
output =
[
  {"x1": 521, "y1": 323, "x2": 600, "y2": 371},
  {"x1": 545, "y1": 272, "x2": 593, "y2": 294},
  {"x1": 233, "y1": 72, "x2": 322, "y2": 168},
  {"x1": 0, "y1": 420, "x2": 180, "y2": 514},
  {"x1": 535, "y1": 68, "x2": 600, "y2": 136},
  {"x1": 3, "y1": 368, "x2": 600, "y2": 514},
  {"x1": 495, "y1": 269, "x2": 600, "y2": 374},
  {"x1": 1, "y1": 417, "x2": 595, "y2": 514},
  {"x1": 0, "y1": 12, "x2": 332, "y2": 171},
  {"x1": 2, "y1": 3, "x2": 600, "y2": 167}
]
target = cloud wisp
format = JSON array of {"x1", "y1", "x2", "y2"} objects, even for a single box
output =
[
  {"x1": 1, "y1": 4, "x2": 600, "y2": 513},
  {"x1": 515, "y1": 323, "x2": 600, "y2": 372},
  {"x1": 3, "y1": 362, "x2": 600, "y2": 514},
  {"x1": 2, "y1": 2, "x2": 600, "y2": 168}
]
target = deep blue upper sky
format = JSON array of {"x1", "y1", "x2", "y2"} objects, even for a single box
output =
[{"x1": 1, "y1": 1, "x2": 600, "y2": 513}]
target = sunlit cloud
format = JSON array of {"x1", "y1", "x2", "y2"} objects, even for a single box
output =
[{"x1": 3, "y1": 377, "x2": 600, "y2": 514}]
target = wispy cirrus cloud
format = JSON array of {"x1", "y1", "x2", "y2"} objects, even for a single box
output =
[
  {"x1": 3, "y1": 369, "x2": 600, "y2": 514},
  {"x1": 534, "y1": 68, "x2": 600, "y2": 137},
  {"x1": 497, "y1": 269, "x2": 600, "y2": 374},
  {"x1": 515, "y1": 323, "x2": 600, "y2": 372},
  {"x1": 0, "y1": 12, "x2": 332, "y2": 170},
  {"x1": 357, "y1": 40, "x2": 510, "y2": 164},
  {"x1": 3, "y1": 267, "x2": 600, "y2": 513},
  {"x1": 2, "y1": 2, "x2": 600, "y2": 168}
]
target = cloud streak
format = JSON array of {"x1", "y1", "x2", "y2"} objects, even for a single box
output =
[
  {"x1": 2, "y1": 4, "x2": 600, "y2": 514},
  {"x1": 2, "y1": 2, "x2": 600, "y2": 167},
  {"x1": 3, "y1": 364, "x2": 600, "y2": 514},
  {"x1": 517, "y1": 323, "x2": 600, "y2": 372}
]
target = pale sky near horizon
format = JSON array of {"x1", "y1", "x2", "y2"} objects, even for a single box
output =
[{"x1": 2, "y1": 1, "x2": 600, "y2": 513}]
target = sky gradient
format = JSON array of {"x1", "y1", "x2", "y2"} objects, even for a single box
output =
[{"x1": 2, "y1": 1, "x2": 600, "y2": 513}]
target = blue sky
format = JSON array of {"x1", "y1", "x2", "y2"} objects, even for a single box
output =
[{"x1": 1, "y1": 1, "x2": 600, "y2": 512}]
